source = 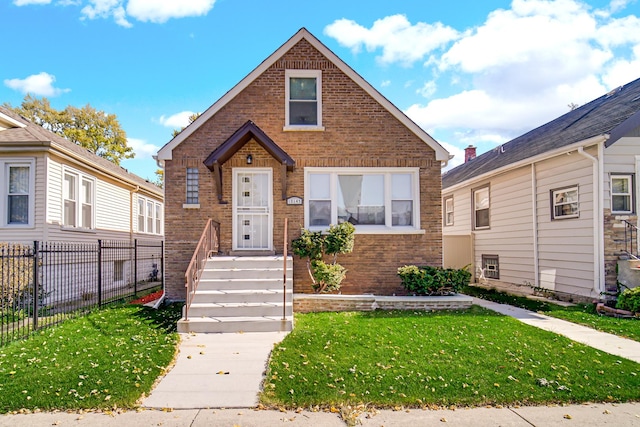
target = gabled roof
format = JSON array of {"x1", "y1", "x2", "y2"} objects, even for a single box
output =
[
  {"x1": 156, "y1": 27, "x2": 449, "y2": 163},
  {"x1": 0, "y1": 106, "x2": 162, "y2": 198},
  {"x1": 443, "y1": 76, "x2": 640, "y2": 189},
  {"x1": 204, "y1": 120, "x2": 295, "y2": 170}
]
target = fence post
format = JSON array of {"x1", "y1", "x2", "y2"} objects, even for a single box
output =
[
  {"x1": 134, "y1": 239, "x2": 138, "y2": 297},
  {"x1": 32, "y1": 241, "x2": 39, "y2": 330},
  {"x1": 97, "y1": 240, "x2": 102, "y2": 307}
]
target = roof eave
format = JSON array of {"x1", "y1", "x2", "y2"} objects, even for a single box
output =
[{"x1": 443, "y1": 134, "x2": 609, "y2": 193}]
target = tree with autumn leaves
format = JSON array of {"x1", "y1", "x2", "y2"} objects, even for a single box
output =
[{"x1": 5, "y1": 95, "x2": 134, "y2": 166}]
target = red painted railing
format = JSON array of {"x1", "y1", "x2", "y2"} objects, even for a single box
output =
[{"x1": 184, "y1": 219, "x2": 220, "y2": 321}]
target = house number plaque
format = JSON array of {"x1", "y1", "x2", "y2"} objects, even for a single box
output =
[{"x1": 286, "y1": 196, "x2": 303, "y2": 205}]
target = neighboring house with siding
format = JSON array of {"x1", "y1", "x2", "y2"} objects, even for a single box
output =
[
  {"x1": 0, "y1": 105, "x2": 163, "y2": 244},
  {"x1": 156, "y1": 28, "x2": 450, "y2": 301},
  {"x1": 442, "y1": 76, "x2": 640, "y2": 301}
]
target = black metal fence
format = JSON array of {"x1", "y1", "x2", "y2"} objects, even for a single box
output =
[{"x1": 0, "y1": 239, "x2": 163, "y2": 346}]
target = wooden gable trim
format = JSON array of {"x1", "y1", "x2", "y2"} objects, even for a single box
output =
[{"x1": 204, "y1": 120, "x2": 295, "y2": 202}]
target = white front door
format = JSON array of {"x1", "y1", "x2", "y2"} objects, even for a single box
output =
[{"x1": 233, "y1": 168, "x2": 273, "y2": 251}]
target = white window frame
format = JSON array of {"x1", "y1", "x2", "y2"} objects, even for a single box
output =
[
  {"x1": 62, "y1": 167, "x2": 95, "y2": 230},
  {"x1": 444, "y1": 196, "x2": 454, "y2": 226},
  {"x1": 284, "y1": 69, "x2": 324, "y2": 131},
  {"x1": 611, "y1": 174, "x2": 633, "y2": 214},
  {"x1": 473, "y1": 186, "x2": 490, "y2": 230},
  {"x1": 1, "y1": 159, "x2": 35, "y2": 228},
  {"x1": 304, "y1": 167, "x2": 422, "y2": 234},
  {"x1": 137, "y1": 195, "x2": 163, "y2": 235},
  {"x1": 551, "y1": 185, "x2": 579, "y2": 220}
]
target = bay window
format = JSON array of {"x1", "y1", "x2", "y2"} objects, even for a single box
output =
[
  {"x1": 62, "y1": 168, "x2": 94, "y2": 229},
  {"x1": 305, "y1": 168, "x2": 419, "y2": 232},
  {"x1": 137, "y1": 195, "x2": 163, "y2": 235}
]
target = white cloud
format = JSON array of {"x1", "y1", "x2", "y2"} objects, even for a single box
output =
[
  {"x1": 13, "y1": 0, "x2": 51, "y2": 5},
  {"x1": 324, "y1": 15, "x2": 459, "y2": 66},
  {"x1": 4, "y1": 72, "x2": 70, "y2": 97},
  {"x1": 127, "y1": 0, "x2": 216, "y2": 23},
  {"x1": 127, "y1": 137, "x2": 160, "y2": 159},
  {"x1": 159, "y1": 111, "x2": 196, "y2": 129},
  {"x1": 323, "y1": 0, "x2": 639, "y2": 160},
  {"x1": 380, "y1": 80, "x2": 391, "y2": 87},
  {"x1": 79, "y1": 0, "x2": 215, "y2": 27},
  {"x1": 417, "y1": 80, "x2": 437, "y2": 98}
]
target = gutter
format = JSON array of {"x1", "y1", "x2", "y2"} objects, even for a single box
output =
[
  {"x1": 576, "y1": 143, "x2": 606, "y2": 296},
  {"x1": 531, "y1": 163, "x2": 539, "y2": 288},
  {"x1": 444, "y1": 135, "x2": 609, "y2": 193}
]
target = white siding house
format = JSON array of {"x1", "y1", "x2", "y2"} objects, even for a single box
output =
[
  {"x1": 0, "y1": 105, "x2": 163, "y2": 244},
  {"x1": 443, "y1": 77, "x2": 640, "y2": 301}
]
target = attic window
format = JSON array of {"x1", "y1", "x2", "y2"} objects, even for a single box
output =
[{"x1": 284, "y1": 70, "x2": 324, "y2": 131}]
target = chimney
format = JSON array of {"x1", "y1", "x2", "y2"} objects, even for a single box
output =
[{"x1": 464, "y1": 145, "x2": 476, "y2": 163}]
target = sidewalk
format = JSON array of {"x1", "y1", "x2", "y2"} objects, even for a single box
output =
[
  {"x1": 0, "y1": 402, "x2": 638, "y2": 426},
  {"x1": 472, "y1": 297, "x2": 640, "y2": 363}
]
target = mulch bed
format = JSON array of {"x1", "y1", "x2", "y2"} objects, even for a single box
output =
[{"x1": 130, "y1": 290, "x2": 164, "y2": 305}]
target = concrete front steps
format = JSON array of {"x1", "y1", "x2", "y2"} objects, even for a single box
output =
[{"x1": 178, "y1": 256, "x2": 293, "y2": 333}]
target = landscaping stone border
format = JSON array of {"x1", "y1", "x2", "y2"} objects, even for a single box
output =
[{"x1": 293, "y1": 293, "x2": 473, "y2": 313}]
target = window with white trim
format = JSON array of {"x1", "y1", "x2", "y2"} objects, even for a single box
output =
[
  {"x1": 137, "y1": 196, "x2": 163, "y2": 235},
  {"x1": 285, "y1": 70, "x2": 323, "y2": 130},
  {"x1": 62, "y1": 168, "x2": 94, "y2": 229},
  {"x1": 444, "y1": 196, "x2": 454, "y2": 226},
  {"x1": 473, "y1": 186, "x2": 490, "y2": 229},
  {"x1": 551, "y1": 186, "x2": 579, "y2": 219},
  {"x1": 611, "y1": 174, "x2": 633, "y2": 214},
  {"x1": 305, "y1": 168, "x2": 419, "y2": 232},
  {"x1": 3, "y1": 160, "x2": 34, "y2": 226}
]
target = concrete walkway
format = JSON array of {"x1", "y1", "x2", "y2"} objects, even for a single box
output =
[
  {"x1": 142, "y1": 331, "x2": 289, "y2": 409},
  {"x1": 472, "y1": 297, "x2": 640, "y2": 363}
]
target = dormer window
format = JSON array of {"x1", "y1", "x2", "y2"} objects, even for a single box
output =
[{"x1": 284, "y1": 70, "x2": 324, "y2": 131}]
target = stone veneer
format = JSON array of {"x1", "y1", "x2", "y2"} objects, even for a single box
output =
[{"x1": 293, "y1": 294, "x2": 473, "y2": 313}]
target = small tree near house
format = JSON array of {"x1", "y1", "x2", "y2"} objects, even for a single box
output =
[{"x1": 292, "y1": 222, "x2": 355, "y2": 293}]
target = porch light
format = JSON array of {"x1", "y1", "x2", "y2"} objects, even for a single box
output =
[{"x1": 246, "y1": 154, "x2": 253, "y2": 164}]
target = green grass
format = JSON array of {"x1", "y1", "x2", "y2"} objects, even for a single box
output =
[
  {"x1": 261, "y1": 308, "x2": 640, "y2": 408},
  {"x1": 0, "y1": 303, "x2": 182, "y2": 413},
  {"x1": 461, "y1": 285, "x2": 640, "y2": 342}
]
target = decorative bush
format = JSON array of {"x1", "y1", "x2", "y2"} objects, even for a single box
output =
[
  {"x1": 397, "y1": 265, "x2": 471, "y2": 296},
  {"x1": 616, "y1": 287, "x2": 640, "y2": 313},
  {"x1": 291, "y1": 222, "x2": 355, "y2": 293}
]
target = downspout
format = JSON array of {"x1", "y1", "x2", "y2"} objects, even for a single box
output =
[
  {"x1": 130, "y1": 185, "x2": 140, "y2": 241},
  {"x1": 531, "y1": 163, "x2": 539, "y2": 288},
  {"x1": 577, "y1": 145, "x2": 603, "y2": 296}
]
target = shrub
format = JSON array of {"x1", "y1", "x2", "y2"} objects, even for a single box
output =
[
  {"x1": 291, "y1": 222, "x2": 355, "y2": 293},
  {"x1": 616, "y1": 287, "x2": 640, "y2": 313},
  {"x1": 397, "y1": 265, "x2": 471, "y2": 296}
]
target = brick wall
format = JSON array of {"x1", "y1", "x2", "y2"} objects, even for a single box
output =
[{"x1": 164, "y1": 38, "x2": 443, "y2": 300}]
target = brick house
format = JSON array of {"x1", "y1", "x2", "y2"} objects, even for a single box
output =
[{"x1": 156, "y1": 28, "x2": 449, "y2": 303}]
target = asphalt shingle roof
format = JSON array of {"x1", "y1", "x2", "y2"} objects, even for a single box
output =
[
  {"x1": 0, "y1": 105, "x2": 161, "y2": 196},
  {"x1": 442, "y1": 76, "x2": 640, "y2": 189}
]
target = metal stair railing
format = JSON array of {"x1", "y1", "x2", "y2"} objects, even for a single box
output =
[
  {"x1": 184, "y1": 219, "x2": 220, "y2": 321},
  {"x1": 622, "y1": 219, "x2": 639, "y2": 260}
]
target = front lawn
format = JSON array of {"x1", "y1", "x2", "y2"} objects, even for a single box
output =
[
  {"x1": 0, "y1": 303, "x2": 182, "y2": 413},
  {"x1": 261, "y1": 308, "x2": 640, "y2": 408},
  {"x1": 461, "y1": 285, "x2": 640, "y2": 342}
]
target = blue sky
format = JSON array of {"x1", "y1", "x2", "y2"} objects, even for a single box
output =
[{"x1": 2, "y1": 0, "x2": 639, "y2": 181}]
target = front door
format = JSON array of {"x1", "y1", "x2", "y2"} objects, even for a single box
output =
[{"x1": 232, "y1": 168, "x2": 273, "y2": 251}]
